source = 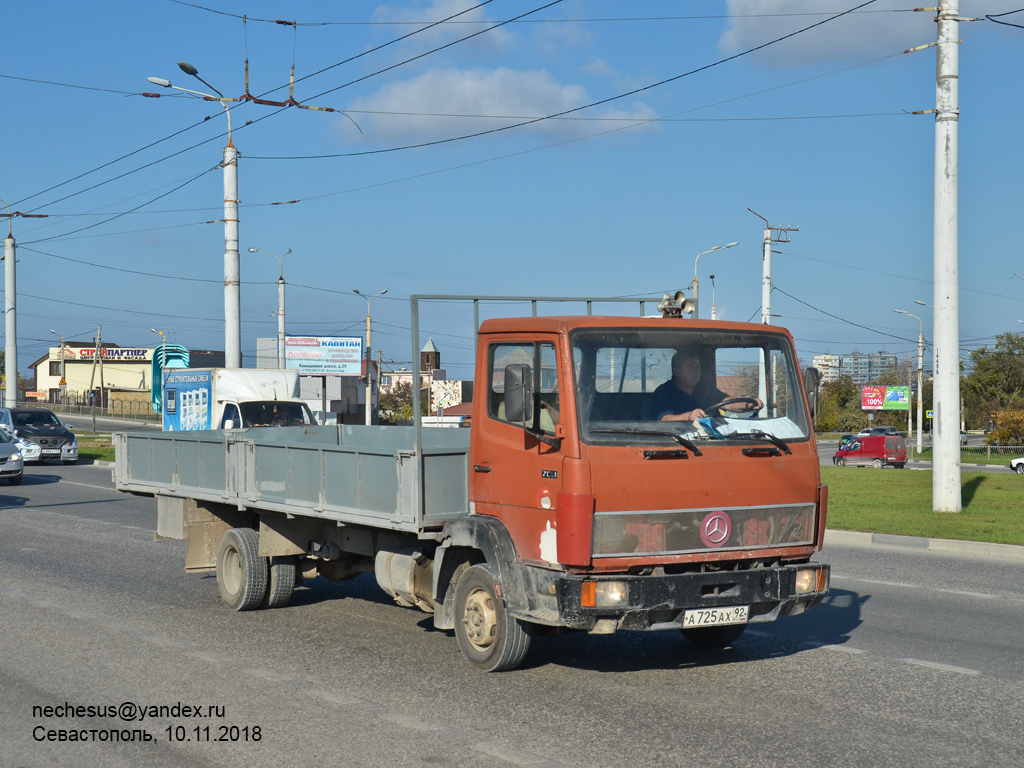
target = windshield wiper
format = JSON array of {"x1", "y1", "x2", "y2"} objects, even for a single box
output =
[
  {"x1": 589, "y1": 429, "x2": 702, "y2": 456},
  {"x1": 731, "y1": 431, "x2": 791, "y2": 454}
]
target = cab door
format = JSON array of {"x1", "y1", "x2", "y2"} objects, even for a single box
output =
[{"x1": 469, "y1": 338, "x2": 564, "y2": 564}]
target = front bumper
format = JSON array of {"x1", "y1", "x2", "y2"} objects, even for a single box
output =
[
  {"x1": 555, "y1": 563, "x2": 830, "y2": 632},
  {"x1": 1, "y1": 454, "x2": 24, "y2": 476}
]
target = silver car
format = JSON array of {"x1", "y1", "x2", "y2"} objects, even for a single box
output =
[{"x1": 0, "y1": 428, "x2": 25, "y2": 484}]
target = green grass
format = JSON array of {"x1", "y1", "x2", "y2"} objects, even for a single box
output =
[
  {"x1": 74, "y1": 432, "x2": 115, "y2": 463},
  {"x1": 822, "y1": 465, "x2": 1024, "y2": 545}
]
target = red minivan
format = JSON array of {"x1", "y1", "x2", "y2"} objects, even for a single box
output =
[{"x1": 833, "y1": 434, "x2": 907, "y2": 469}]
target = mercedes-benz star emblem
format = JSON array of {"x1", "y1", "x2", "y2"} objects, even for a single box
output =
[{"x1": 700, "y1": 511, "x2": 732, "y2": 548}]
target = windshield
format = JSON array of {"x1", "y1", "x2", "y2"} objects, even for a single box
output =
[
  {"x1": 239, "y1": 401, "x2": 317, "y2": 427},
  {"x1": 13, "y1": 410, "x2": 61, "y2": 427},
  {"x1": 570, "y1": 327, "x2": 810, "y2": 446}
]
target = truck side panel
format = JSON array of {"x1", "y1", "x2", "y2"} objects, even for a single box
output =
[{"x1": 115, "y1": 425, "x2": 471, "y2": 532}]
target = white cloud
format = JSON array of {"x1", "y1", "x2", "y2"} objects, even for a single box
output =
[
  {"x1": 718, "y1": 0, "x2": 1015, "y2": 66},
  {"x1": 373, "y1": 0, "x2": 515, "y2": 54},
  {"x1": 345, "y1": 67, "x2": 656, "y2": 143}
]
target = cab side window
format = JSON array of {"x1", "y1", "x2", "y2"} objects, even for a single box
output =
[
  {"x1": 220, "y1": 403, "x2": 240, "y2": 429},
  {"x1": 487, "y1": 342, "x2": 559, "y2": 434}
]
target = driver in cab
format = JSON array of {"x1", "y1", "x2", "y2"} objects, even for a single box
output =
[{"x1": 644, "y1": 348, "x2": 763, "y2": 422}]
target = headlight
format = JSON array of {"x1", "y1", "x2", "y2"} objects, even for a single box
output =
[
  {"x1": 795, "y1": 567, "x2": 828, "y2": 595},
  {"x1": 580, "y1": 580, "x2": 630, "y2": 608},
  {"x1": 9, "y1": 452, "x2": 21, "y2": 461}
]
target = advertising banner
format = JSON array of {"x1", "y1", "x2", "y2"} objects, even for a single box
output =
[
  {"x1": 285, "y1": 337, "x2": 363, "y2": 375},
  {"x1": 861, "y1": 385, "x2": 910, "y2": 411},
  {"x1": 163, "y1": 369, "x2": 212, "y2": 431}
]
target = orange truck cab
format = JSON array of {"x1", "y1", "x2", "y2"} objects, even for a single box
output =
[{"x1": 833, "y1": 434, "x2": 907, "y2": 468}]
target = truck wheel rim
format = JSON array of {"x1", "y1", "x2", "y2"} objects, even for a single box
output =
[
  {"x1": 223, "y1": 548, "x2": 242, "y2": 595},
  {"x1": 462, "y1": 588, "x2": 497, "y2": 650}
]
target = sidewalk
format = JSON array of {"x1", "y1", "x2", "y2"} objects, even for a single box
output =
[{"x1": 825, "y1": 528, "x2": 1024, "y2": 562}]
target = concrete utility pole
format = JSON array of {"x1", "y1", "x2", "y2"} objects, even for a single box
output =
[
  {"x1": 249, "y1": 248, "x2": 289, "y2": 367},
  {"x1": 50, "y1": 330, "x2": 65, "y2": 406},
  {"x1": 748, "y1": 209, "x2": 798, "y2": 325},
  {"x1": 354, "y1": 289, "x2": 387, "y2": 425},
  {"x1": 147, "y1": 62, "x2": 241, "y2": 367},
  {"x1": 931, "y1": 3, "x2": 961, "y2": 512},
  {"x1": 4, "y1": 229, "x2": 15, "y2": 408}
]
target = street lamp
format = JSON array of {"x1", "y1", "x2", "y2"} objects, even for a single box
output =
[
  {"x1": 692, "y1": 242, "x2": 738, "y2": 319},
  {"x1": 354, "y1": 289, "x2": 387, "y2": 426},
  {"x1": 147, "y1": 61, "x2": 241, "y2": 367},
  {"x1": 894, "y1": 309, "x2": 924, "y2": 456},
  {"x1": 150, "y1": 328, "x2": 166, "y2": 371},
  {"x1": 248, "y1": 248, "x2": 291, "y2": 368},
  {"x1": 50, "y1": 330, "x2": 66, "y2": 407}
]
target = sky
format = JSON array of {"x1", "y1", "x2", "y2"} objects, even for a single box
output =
[{"x1": 3, "y1": 0, "x2": 1024, "y2": 382}]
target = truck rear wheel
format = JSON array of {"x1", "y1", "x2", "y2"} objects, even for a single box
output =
[
  {"x1": 262, "y1": 556, "x2": 296, "y2": 609},
  {"x1": 453, "y1": 565, "x2": 531, "y2": 672},
  {"x1": 872, "y1": 458, "x2": 883, "y2": 469},
  {"x1": 681, "y1": 624, "x2": 746, "y2": 648},
  {"x1": 216, "y1": 528, "x2": 268, "y2": 611}
]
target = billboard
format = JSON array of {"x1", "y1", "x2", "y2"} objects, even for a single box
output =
[
  {"x1": 284, "y1": 336, "x2": 363, "y2": 375},
  {"x1": 861, "y1": 385, "x2": 910, "y2": 411},
  {"x1": 163, "y1": 369, "x2": 212, "y2": 431}
]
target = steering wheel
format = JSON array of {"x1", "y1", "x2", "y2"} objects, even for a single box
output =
[{"x1": 703, "y1": 397, "x2": 761, "y2": 416}]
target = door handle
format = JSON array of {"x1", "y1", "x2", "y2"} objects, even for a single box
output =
[{"x1": 473, "y1": 464, "x2": 492, "y2": 473}]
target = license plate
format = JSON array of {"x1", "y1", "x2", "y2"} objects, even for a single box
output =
[
  {"x1": 41, "y1": 449, "x2": 60, "y2": 456},
  {"x1": 683, "y1": 606, "x2": 748, "y2": 627}
]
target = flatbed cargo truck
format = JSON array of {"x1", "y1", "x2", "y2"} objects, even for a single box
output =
[{"x1": 115, "y1": 294, "x2": 830, "y2": 671}]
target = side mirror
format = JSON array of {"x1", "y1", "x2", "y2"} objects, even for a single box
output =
[
  {"x1": 504, "y1": 364, "x2": 534, "y2": 423},
  {"x1": 223, "y1": 419, "x2": 235, "y2": 430}
]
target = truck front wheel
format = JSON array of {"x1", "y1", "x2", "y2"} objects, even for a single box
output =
[
  {"x1": 216, "y1": 528, "x2": 268, "y2": 611},
  {"x1": 453, "y1": 565, "x2": 531, "y2": 672}
]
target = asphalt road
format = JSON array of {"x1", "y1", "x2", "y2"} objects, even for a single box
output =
[{"x1": 2, "y1": 462, "x2": 1023, "y2": 767}]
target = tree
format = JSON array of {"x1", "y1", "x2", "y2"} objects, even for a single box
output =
[
  {"x1": 377, "y1": 380, "x2": 429, "y2": 424},
  {"x1": 963, "y1": 332, "x2": 1024, "y2": 429}
]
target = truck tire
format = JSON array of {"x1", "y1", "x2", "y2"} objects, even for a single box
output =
[
  {"x1": 872, "y1": 458, "x2": 883, "y2": 469},
  {"x1": 453, "y1": 565, "x2": 531, "y2": 672},
  {"x1": 681, "y1": 624, "x2": 746, "y2": 648},
  {"x1": 262, "y1": 556, "x2": 296, "y2": 609},
  {"x1": 216, "y1": 528, "x2": 268, "y2": 611},
  {"x1": 835, "y1": 458, "x2": 845, "y2": 467}
]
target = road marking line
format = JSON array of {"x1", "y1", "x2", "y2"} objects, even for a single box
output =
[
  {"x1": 834, "y1": 575, "x2": 1024, "y2": 604},
  {"x1": 899, "y1": 658, "x2": 981, "y2": 676}
]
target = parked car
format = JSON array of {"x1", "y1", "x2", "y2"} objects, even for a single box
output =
[
  {"x1": 0, "y1": 428, "x2": 25, "y2": 484},
  {"x1": 0, "y1": 407, "x2": 78, "y2": 464},
  {"x1": 1010, "y1": 457, "x2": 1024, "y2": 474},
  {"x1": 834, "y1": 434, "x2": 907, "y2": 469}
]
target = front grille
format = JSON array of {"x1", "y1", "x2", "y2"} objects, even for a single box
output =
[{"x1": 592, "y1": 503, "x2": 815, "y2": 557}]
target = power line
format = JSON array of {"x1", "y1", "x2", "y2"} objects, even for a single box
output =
[{"x1": 251, "y1": 0, "x2": 882, "y2": 161}]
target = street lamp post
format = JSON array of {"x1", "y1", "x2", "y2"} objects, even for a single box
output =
[
  {"x1": 692, "y1": 242, "x2": 738, "y2": 319},
  {"x1": 248, "y1": 248, "x2": 290, "y2": 368},
  {"x1": 50, "y1": 330, "x2": 65, "y2": 406},
  {"x1": 354, "y1": 289, "x2": 387, "y2": 426},
  {"x1": 894, "y1": 309, "x2": 924, "y2": 456},
  {"x1": 709, "y1": 274, "x2": 717, "y2": 320},
  {"x1": 147, "y1": 62, "x2": 241, "y2": 368}
]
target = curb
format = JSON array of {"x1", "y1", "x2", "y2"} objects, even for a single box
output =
[{"x1": 825, "y1": 529, "x2": 1024, "y2": 562}]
